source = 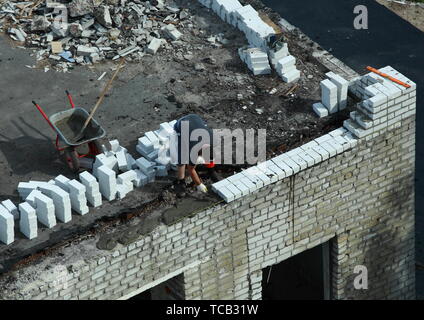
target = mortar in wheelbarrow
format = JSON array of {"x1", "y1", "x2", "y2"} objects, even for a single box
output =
[{"x1": 50, "y1": 107, "x2": 106, "y2": 146}]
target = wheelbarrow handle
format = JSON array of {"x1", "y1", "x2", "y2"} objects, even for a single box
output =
[
  {"x1": 65, "y1": 90, "x2": 75, "y2": 109},
  {"x1": 32, "y1": 100, "x2": 56, "y2": 131}
]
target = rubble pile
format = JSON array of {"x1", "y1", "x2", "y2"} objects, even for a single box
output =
[{"x1": 0, "y1": 0, "x2": 189, "y2": 71}]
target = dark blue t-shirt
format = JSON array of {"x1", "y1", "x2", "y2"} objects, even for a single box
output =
[{"x1": 174, "y1": 114, "x2": 213, "y2": 165}]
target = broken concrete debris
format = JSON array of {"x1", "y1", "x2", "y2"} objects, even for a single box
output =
[{"x1": 0, "y1": 0, "x2": 187, "y2": 70}]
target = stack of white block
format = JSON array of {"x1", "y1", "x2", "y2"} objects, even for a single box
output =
[
  {"x1": 97, "y1": 165, "x2": 118, "y2": 201},
  {"x1": 80, "y1": 171, "x2": 102, "y2": 207},
  {"x1": 238, "y1": 46, "x2": 271, "y2": 75},
  {"x1": 1, "y1": 200, "x2": 19, "y2": 220},
  {"x1": 275, "y1": 55, "x2": 300, "y2": 83},
  {"x1": 37, "y1": 182, "x2": 72, "y2": 223},
  {"x1": 117, "y1": 171, "x2": 137, "y2": 199},
  {"x1": 67, "y1": 179, "x2": 89, "y2": 215},
  {"x1": 268, "y1": 43, "x2": 289, "y2": 69},
  {"x1": 135, "y1": 157, "x2": 156, "y2": 183},
  {"x1": 136, "y1": 120, "x2": 177, "y2": 177},
  {"x1": 19, "y1": 202, "x2": 37, "y2": 240},
  {"x1": 32, "y1": 190, "x2": 57, "y2": 228},
  {"x1": 0, "y1": 206, "x2": 14, "y2": 245},
  {"x1": 313, "y1": 72, "x2": 349, "y2": 118}
]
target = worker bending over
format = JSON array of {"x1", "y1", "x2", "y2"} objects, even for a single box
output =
[{"x1": 172, "y1": 114, "x2": 217, "y2": 196}]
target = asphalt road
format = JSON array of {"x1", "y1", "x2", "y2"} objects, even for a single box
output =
[{"x1": 262, "y1": 0, "x2": 424, "y2": 298}]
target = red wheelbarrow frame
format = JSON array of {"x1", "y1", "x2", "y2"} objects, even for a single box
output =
[{"x1": 32, "y1": 91, "x2": 102, "y2": 171}]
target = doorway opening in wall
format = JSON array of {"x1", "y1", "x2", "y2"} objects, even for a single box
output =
[
  {"x1": 128, "y1": 273, "x2": 185, "y2": 300},
  {"x1": 261, "y1": 241, "x2": 331, "y2": 300}
]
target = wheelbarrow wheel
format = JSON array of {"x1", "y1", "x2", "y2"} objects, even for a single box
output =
[{"x1": 64, "y1": 148, "x2": 80, "y2": 173}]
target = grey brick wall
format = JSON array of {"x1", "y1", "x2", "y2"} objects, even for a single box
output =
[{"x1": 0, "y1": 69, "x2": 416, "y2": 300}]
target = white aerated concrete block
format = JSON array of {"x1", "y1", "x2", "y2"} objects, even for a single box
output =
[
  {"x1": 97, "y1": 165, "x2": 117, "y2": 201},
  {"x1": 145, "y1": 149, "x2": 159, "y2": 161},
  {"x1": 93, "y1": 153, "x2": 119, "y2": 177},
  {"x1": 147, "y1": 37, "x2": 163, "y2": 54},
  {"x1": 0, "y1": 206, "x2": 14, "y2": 245},
  {"x1": 277, "y1": 55, "x2": 295, "y2": 69},
  {"x1": 79, "y1": 171, "x2": 102, "y2": 207},
  {"x1": 109, "y1": 139, "x2": 120, "y2": 152},
  {"x1": 239, "y1": 46, "x2": 271, "y2": 75},
  {"x1": 159, "y1": 122, "x2": 175, "y2": 137},
  {"x1": 126, "y1": 153, "x2": 137, "y2": 171},
  {"x1": 162, "y1": 24, "x2": 182, "y2": 41},
  {"x1": 320, "y1": 79, "x2": 338, "y2": 114},
  {"x1": 133, "y1": 169, "x2": 148, "y2": 187},
  {"x1": 18, "y1": 182, "x2": 38, "y2": 199},
  {"x1": 54, "y1": 174, "x2": 71, "y2": 192},
  {"x1": 67, "y1": 179, "x2": 89, "y2": 215},
  {"x1": 136, "y1": 157, "x2": 155, "y2": 176},
  {"x1": 138, "y1": 136, "x2": 154, "y2": 154},
  {"x1": 116, "y1": 184, "x2": 131, "y2": 200},
  {"x1": 25, "y1": 190, "x2": 40, "y2": 208},
  {"x1": 1, "y1": 200, "x2": 19, "y2": 220},
  {"x1": 281, "y1": 69, "x2": 300, "y2": 83},
  {"x1": 115, "y1": 150, "x2": 128, "y2": 171},
  {"x1": 34, "y1": 192, "x2": 56, "y2": 228},
  {"x1": 117, "y1": 170, "x2": 137, "y2": 193},
  {"x1": 326, "y1": 71, "x2": 349, "y2": 110},
  {"x1": 145, "y1": 131, "x2": 160, "y2": 148},
  {"x1": 269, "y1": 43, "x2": 289, "y2": 67},
  {"x1": 313, "y1": 102, "x2": 329, "y2": 118},
  {"x1": 38, "y1": 184, "x2": 72, "y2": 223},
  {"x1": 19, "y1": 202, "x2": 37, "y2": 240}
]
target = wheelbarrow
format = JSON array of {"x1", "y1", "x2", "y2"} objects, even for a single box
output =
[{"x1": 32, "y1": 91, "x2": 106, "y2": 173}]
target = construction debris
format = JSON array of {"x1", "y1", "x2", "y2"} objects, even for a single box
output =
[{"x1": 0, "y1": 0, "x2": 190, "y2": 71}]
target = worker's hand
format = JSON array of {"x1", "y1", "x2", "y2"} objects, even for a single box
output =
[
  {"x1": 197, "y1": 183, "x2": 208, "y2": 193},
  {"x1": 196, "y1": 156, "x2": 206, "y2": 165}
]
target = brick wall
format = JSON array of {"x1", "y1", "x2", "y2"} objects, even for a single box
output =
[{"x1": 0, "y1": 68, "x2": 416, "y2": 300}]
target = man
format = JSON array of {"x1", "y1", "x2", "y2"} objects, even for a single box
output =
[{"x1": 172, "y1": 114, "x2": 217, "y2": 197}]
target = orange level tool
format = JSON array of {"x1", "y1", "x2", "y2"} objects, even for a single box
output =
[{"x1": 366, "y1": 66, "x2": 411, "y2": 88}]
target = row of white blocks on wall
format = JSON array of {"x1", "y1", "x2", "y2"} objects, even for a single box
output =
[{"x1": 212, "y1": 127, "x2": 358, "y2": 203}]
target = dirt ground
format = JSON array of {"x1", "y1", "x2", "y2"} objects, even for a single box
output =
[{"x1": 376, "y1": 0, "x2": 424, "y2": 32}]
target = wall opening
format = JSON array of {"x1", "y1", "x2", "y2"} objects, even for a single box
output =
[
  {"x1": 261, "y1": 241, "x2": 331, "y2": 300},
  {"x1": 129, "y1": 273, "x2": 185, "y2": 300}
]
